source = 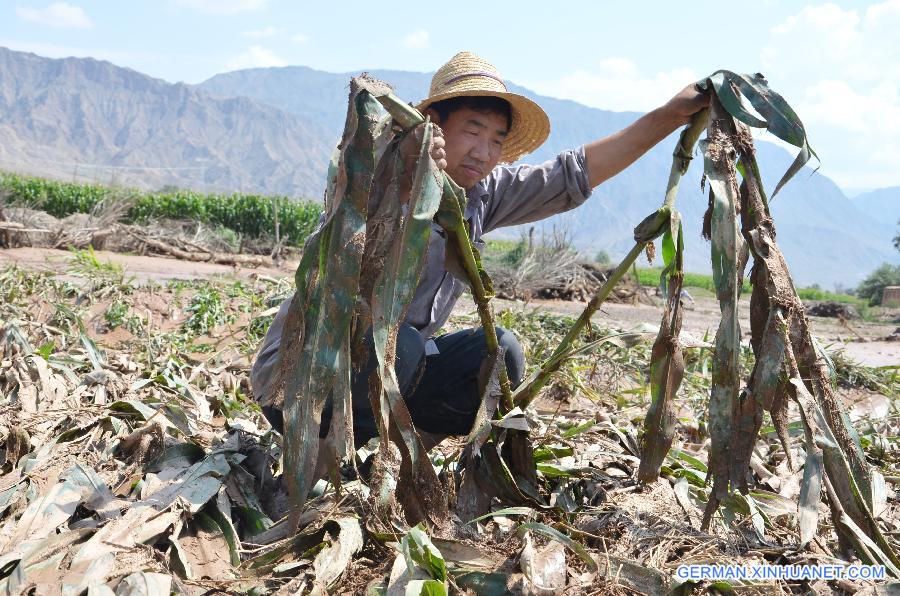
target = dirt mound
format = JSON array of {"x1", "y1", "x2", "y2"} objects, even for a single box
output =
[{"x1": 806, "y1": 301, "x2": 860, "y2": 319}]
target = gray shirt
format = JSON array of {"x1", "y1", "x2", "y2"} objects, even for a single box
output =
[{"x1": 251, "y1": 146, "x2": 593, "y2": 404}]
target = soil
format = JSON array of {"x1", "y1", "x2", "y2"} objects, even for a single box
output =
[{"x1": 3, "y1": 246, "x2": 897, "y2": 367}]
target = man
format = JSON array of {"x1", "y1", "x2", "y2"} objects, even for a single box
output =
[{"x1": 251, "y1": 51, "x2": 708, "y2": 447}]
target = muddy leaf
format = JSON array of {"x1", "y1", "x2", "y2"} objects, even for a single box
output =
[
  {"x1": 72, "y1": 452, "x2": 230, "y2": 565},
  {"x1": 176, "y1": 511, "x2": 235, "y2": 580},
  {"x1": 430, "y1": 538, "x2": 502, "y2": 570},
  {"x1": 367, "y1": 114, "x2": 448, "y2": 526},
  {"x1": 312, "y1": 518, "x2": 363, "y2": 588},
  {"x1": 61, "y1": 463, "x2": 123, "y2": 520},
  {"x1": 700, "y1": 98, "x2": 744, "y2": 525},
  {"x1": 638, "y1": 219, "x2": 685, "y2": 483},
  {"x1": 61, "y1": 552, "x2": 116, "y2": 596},
  {"x1": 798, "y1": 438, "x2": 824, "y2": 547},
  {"x1": 593, "y1": 553, "x2": 669, "y2": 595},
  {"x1": 279, "y1": 77, "x2": 382, "y2": 523},
  {"x1": 3, "y1": 478, "x2": 81, "y2": 547},
  {"x1": 114, "y1": 572, "x2": 172, "y2": 596}
]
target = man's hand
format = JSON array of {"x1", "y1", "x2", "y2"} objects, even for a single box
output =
[
  {"x1": 431, "y1": 125, "x2": 447, "y2": 170},
  {"x1": 399, "y1": 122, "x2": 447, "y2": 171},
  {"x1": 397, "y1": 122, "x2": 447, "y2": 202},
  {"x1": 583, "y1": 82, "x2": 710, "y2": 187},
  {"x1": 661, "y1": 83, "x2": 710, "y2": 126}
]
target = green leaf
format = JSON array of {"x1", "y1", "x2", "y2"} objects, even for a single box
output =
[
  {"x1": 466, "y1": 506, "x2": 535, "y2": 525},
  {"x1": 401, "y1": 524, "x2": 448, "y2": 582},
  {"x1": 561, "y1": 421, "x2": 595, "y2": 439},
  {"x1": 405, "y1": 579, "x2": 447, "y2": 596},
  {"x1": 532, "y1": 446, "x2": 573, "y2": 463},
  {"x1": 701, "y1": 70, "x2": 818, "y2": 196},
  {"x1": 35, "y1": 341, "x2": 54, "y2": 360},
  {"x1": 668, "y1": 449, "x2": 708, "y2": 473}
]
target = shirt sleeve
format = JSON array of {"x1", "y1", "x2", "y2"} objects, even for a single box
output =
[{"x1": 481, "y1": 145, "x2": 593, "y2": 233}]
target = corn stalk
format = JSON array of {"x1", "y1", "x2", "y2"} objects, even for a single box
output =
[{"x1": 513, "y1": 112, "x2": 707, "y2": 411}]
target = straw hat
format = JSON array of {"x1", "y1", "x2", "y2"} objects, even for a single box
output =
[{"x1": 416, "y1": 51, "x2": 550, "y2": 163}]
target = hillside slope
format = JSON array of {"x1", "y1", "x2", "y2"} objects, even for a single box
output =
[{"x1": 0, "y1": 47, "x2": 331, "y2": 198}]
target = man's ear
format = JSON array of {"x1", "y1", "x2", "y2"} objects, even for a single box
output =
[{"x1": 424, "y1": 107, "x2": 441, "y2": 125}]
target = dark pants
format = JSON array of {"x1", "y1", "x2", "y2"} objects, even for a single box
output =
[{"x1": 263, "y1": 323, "x2": 525, "y2": 447}]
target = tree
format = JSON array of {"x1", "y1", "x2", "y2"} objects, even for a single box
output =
[
  {"x1": 857, "y1": 263, "x2": 900, "y2": 306},
  {"x1": 594, "y1": 249, "x2": 611, "y2": 265}
]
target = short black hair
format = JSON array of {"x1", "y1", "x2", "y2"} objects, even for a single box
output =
[{"x1": 427, "y1": 96, "x2": 512, "y2": 131}]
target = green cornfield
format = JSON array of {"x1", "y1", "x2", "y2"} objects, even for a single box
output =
[{"x1": 0, "y1": 172, "x2": 323, "y2": 246}]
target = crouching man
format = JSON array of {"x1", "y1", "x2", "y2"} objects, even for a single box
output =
[{"x1": 251, "y1": 51, "x2": 708, "y2": 448}]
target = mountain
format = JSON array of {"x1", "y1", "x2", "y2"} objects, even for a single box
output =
[
  {"x1": 0, "y1": 47, "x2": 332, "y2": 198},
  {"x1": 853, "y1": 187, "x2": 900, "y2": 228},
  {"x1": 0, "y1": 46, "x2": 895, "y2": 288},
  {"x1": 199, "y1": 66, "x2": 899, "y2": 288}
]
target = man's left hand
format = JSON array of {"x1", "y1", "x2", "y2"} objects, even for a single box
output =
[{"x1": 662, "y1": 83, "x2": 710, "y2": 126}]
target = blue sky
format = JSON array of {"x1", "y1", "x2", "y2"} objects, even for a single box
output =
[{"x1": 3, "y1": 0, "x2": 899, "y2": 192}]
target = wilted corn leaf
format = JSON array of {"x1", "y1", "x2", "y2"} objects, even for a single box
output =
[
  {"x1": 700, "y1": 70, "x2": 817, "y2": 196},
  {"x1": 798, "y1": 432, "x2": 823, "y2": 548},
  {"x1": 700, "y1": 107, "x2": 743, "y2": 526},
  {"x1": 278, "y1": 77, "x2": 380, "y2": 525},
  {"x1": 516, "y1": 522, "x2": 597, "y2": 572},
  {"x1": 113, "y1": 572, "x2": 172, "y2": 596},
  {"x1": 1, "y1": 478, "x2": 81, "y2": 548},
  {"x1": 710, "y1": 90, "x2": 900, "y2": 568},
  {"x1": 0, "y1": 528, "x2": 92, "y2": 594},
  {"x1": 366, "y1": 114, "x2": 448, "y2": 526}
]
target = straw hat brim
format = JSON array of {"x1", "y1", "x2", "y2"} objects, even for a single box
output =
[{"x1": 416, "y1": 89, "x2": 550, "y2": 164}]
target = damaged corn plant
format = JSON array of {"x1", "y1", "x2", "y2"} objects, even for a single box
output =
[{"x1": 283, "y1": 71, "x2": 900, "y2": 576}]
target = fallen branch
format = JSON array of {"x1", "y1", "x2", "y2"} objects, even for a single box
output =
[{"x1": 120, "y1": 225, "x2": 273, "y2": 267}]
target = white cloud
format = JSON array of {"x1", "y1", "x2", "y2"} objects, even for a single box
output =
[
  {"x1": 241, "y1": 26, "x2": 282, "y2": 38},
  {"x1": 527, "y1": 57, "x2": 698, "y2": 113},
  {"x1": 175, "y1": 0, "x2": 267, "y2": 14},
  {"x1": 402, "y1": 29, "x2": 429, "y2": 50},
  {"x1": 760, "y1": 0, "x2": 900, "y2": 188},
  {"x1": 15, "y1": 2, "x2": 92, "y2": 28},
  {"x1": 290, "y1": 33, "x2": 309, "y2": 44},
  {"x1": 225, "y1": 45, "x2": 285, "y2": 71}
]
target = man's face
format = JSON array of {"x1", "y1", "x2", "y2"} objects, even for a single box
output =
[{"x1": 427, "y1": 107, "x2": 508, "y2": 190}]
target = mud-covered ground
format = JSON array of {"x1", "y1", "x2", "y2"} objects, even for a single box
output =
[{"x1": 0, "y1": 246, "x2": 898, "y2": 594}]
